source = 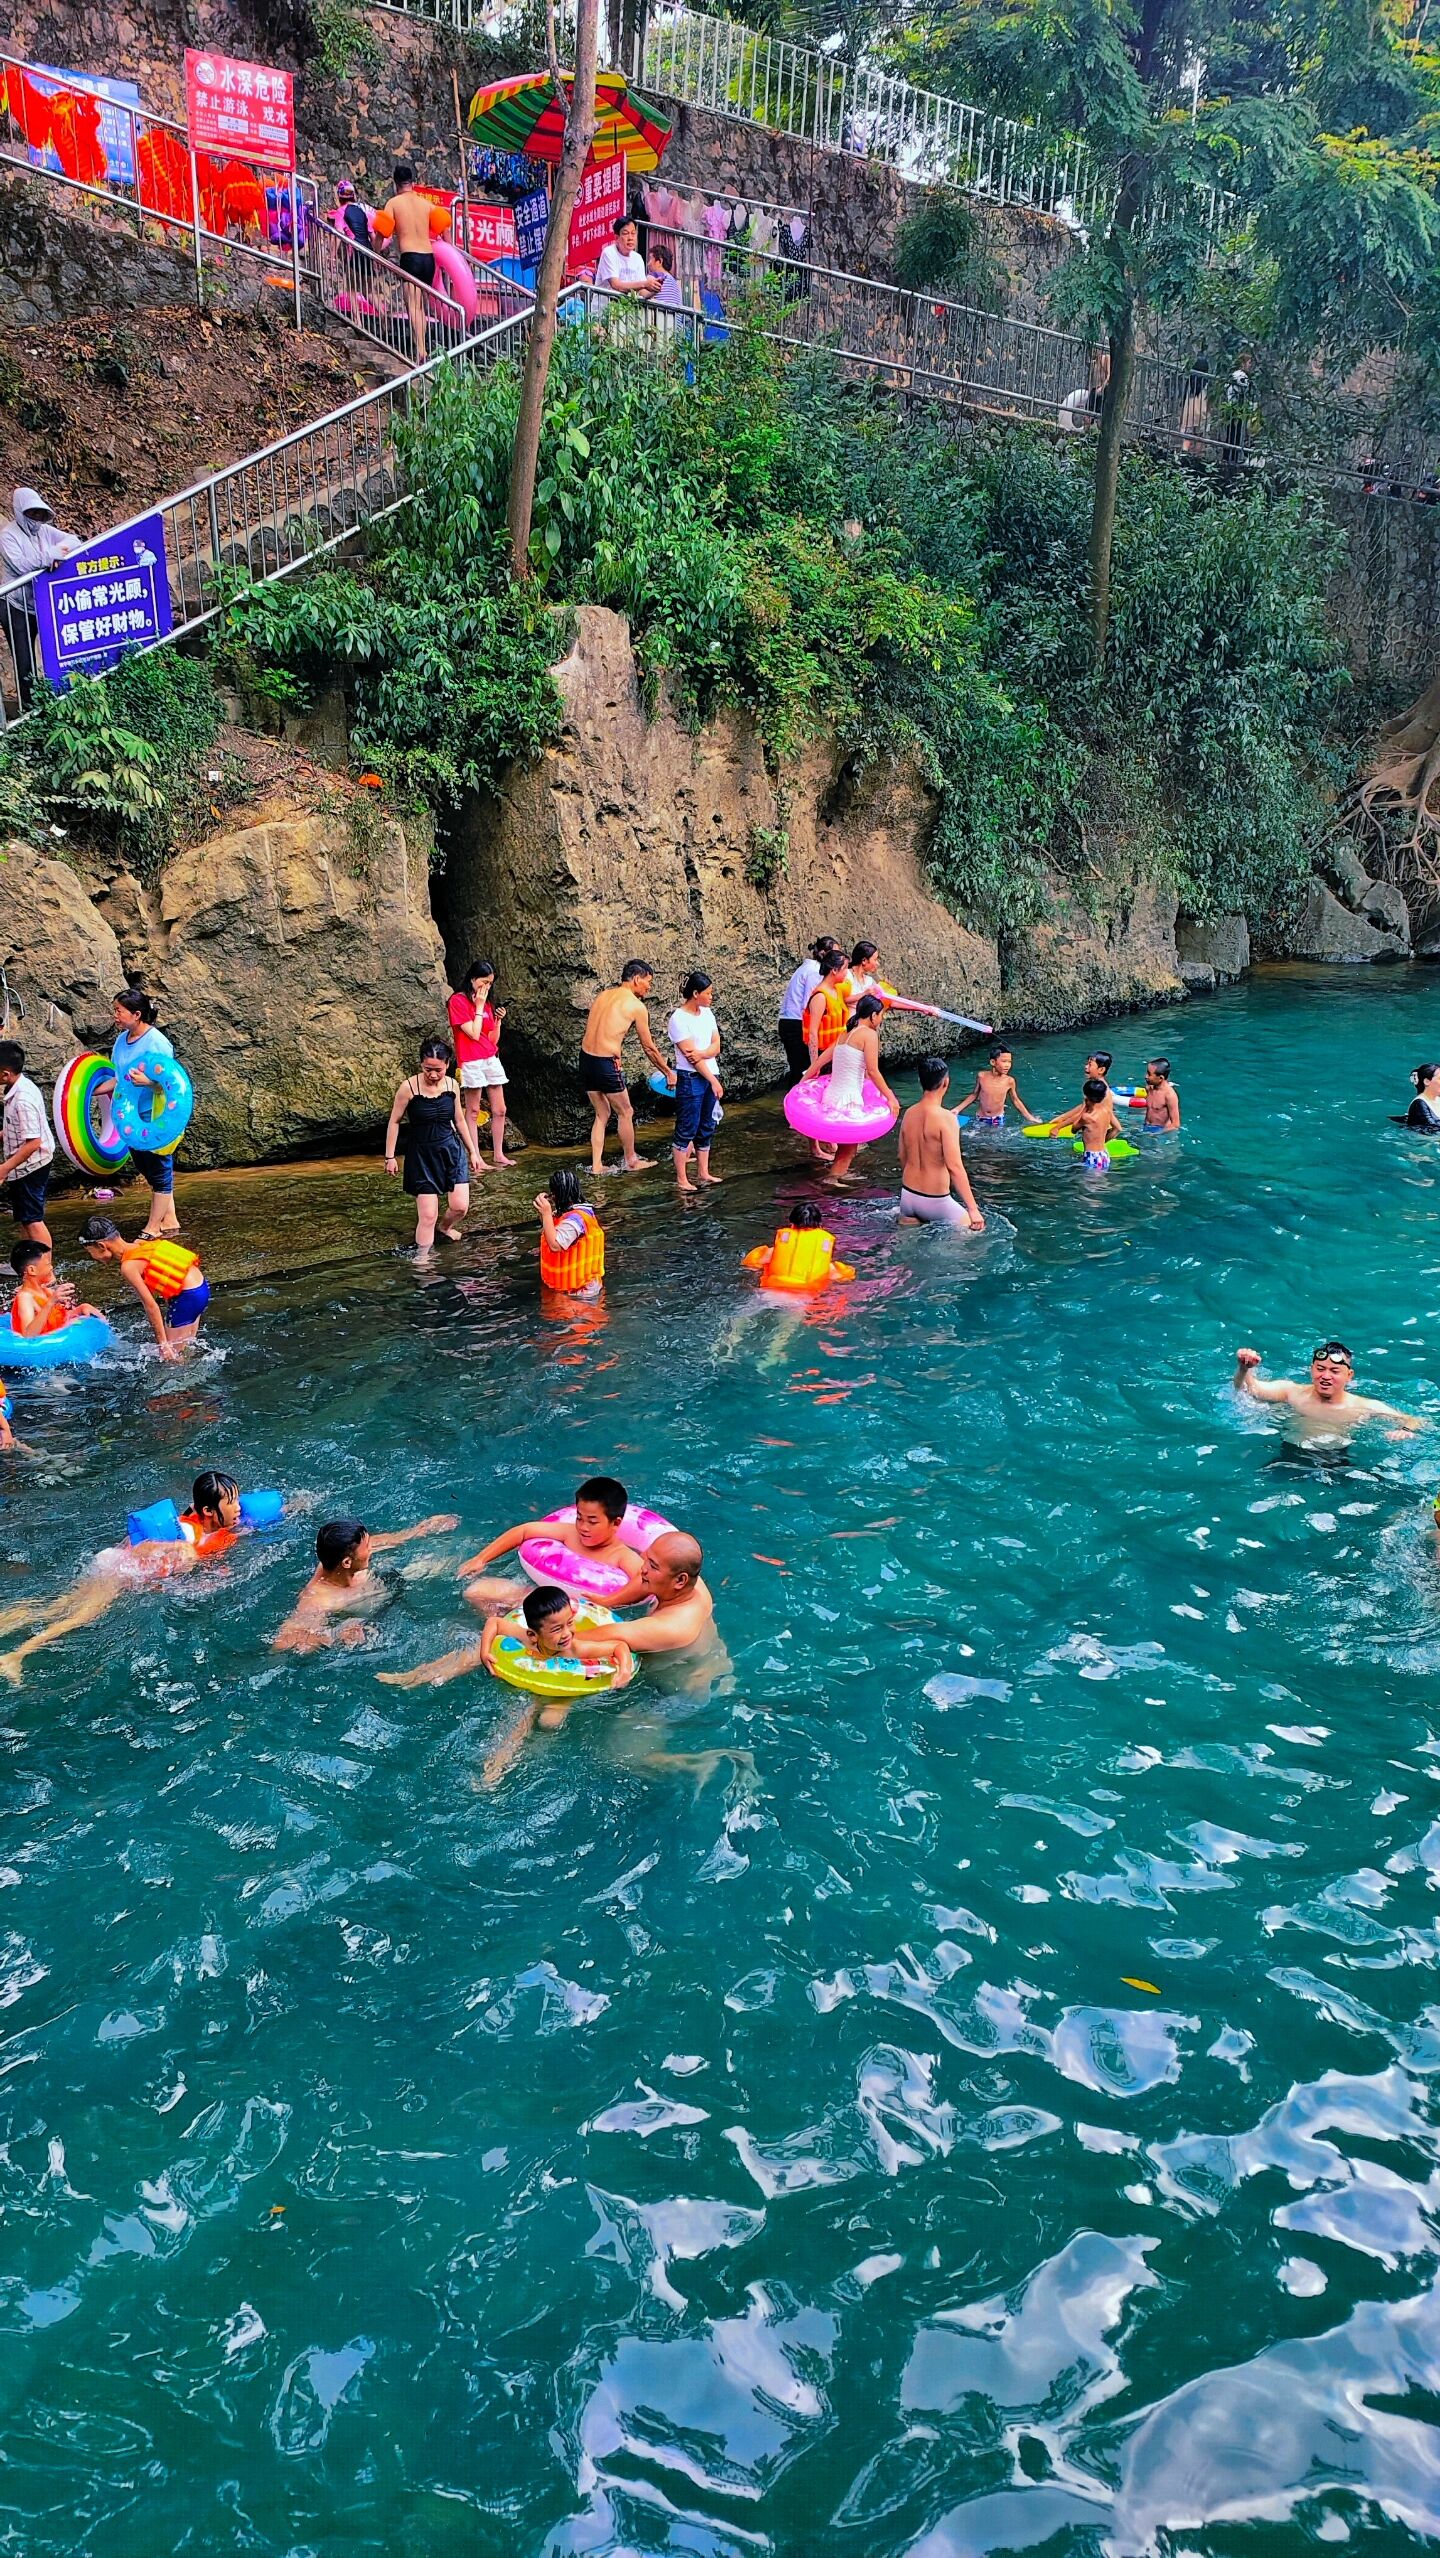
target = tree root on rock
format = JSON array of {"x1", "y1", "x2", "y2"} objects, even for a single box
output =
[{"x1": 1342, "y1": 671, "x2": 1440, "y2": 897}]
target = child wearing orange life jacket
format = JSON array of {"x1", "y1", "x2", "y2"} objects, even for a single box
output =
[
  {"x1": 9, "y1": 1240, "x2": 102, "y2": 1339},
  {"x1": 743, "y1": 1199, "x2": 854, "y2": 1292},
  {"x1": 536, "y1": 1168, "x2": 605, "y2": 1298},
  {"x1": 79, "y1": 1215, "x2": 209, "y2": 1361}
]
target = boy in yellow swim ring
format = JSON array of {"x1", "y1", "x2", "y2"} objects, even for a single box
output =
[{"x1": 479, "y1": 1583, "x2": 634, "y2": 1722}]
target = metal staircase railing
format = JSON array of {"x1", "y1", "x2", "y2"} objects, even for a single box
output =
[
  {"x1": 583, "y1": 247, "x2": 1380, "y2": 485},
  {"x1": 0, "y1": 235, "x2": 1394, "y2": 733},
  {"x1": 0, "y1": 50, "x2": 471, "y2": 361},
  {"x1": 367, "y1": 0, "x2": 1233, "y2": 240},
  {"x1": 0, "y1": 278, "x2": 533, "y2": 732}
]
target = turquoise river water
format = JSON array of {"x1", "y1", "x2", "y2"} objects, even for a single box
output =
[{"x1": 4, "y1": 968, "x2": 1440, "y2": 2557}]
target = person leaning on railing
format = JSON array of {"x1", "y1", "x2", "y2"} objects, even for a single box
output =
[{"x1": 0, "y1": 486, "x2": 79, "y2": 709}]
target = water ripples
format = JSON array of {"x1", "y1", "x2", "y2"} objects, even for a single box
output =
[{"x1": 4, "y1": 976, "x2": 1440, "y2": 2550}]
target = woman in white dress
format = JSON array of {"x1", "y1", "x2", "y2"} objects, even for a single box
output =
[{"x1": 800, "y1": 993, "x2": 898, "y2": 1188}]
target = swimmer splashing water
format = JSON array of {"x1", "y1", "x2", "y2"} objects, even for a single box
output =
[{"x1": 1232, "y1": 1341, "x2": 1426, "y2": 1444}]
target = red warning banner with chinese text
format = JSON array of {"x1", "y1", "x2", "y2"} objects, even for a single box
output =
[{"x1": 184, "y1": 48, "x2": 294, "y2": 170}]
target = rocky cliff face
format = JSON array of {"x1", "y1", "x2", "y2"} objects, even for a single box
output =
[
  {"x1": 436, "y1": 607, "x2": 1185, "y2": 1140},
  {"x1": 2, "y1": 802, "x2": 449, "y2": 1165}
]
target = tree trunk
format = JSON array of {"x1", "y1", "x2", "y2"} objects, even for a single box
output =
[
  {"x1": 1087, "y1": 289, "x2": 1137, "y2": 670},
  {"x1": 506, "y1": 0, "x2": 600, "y2": 582}
]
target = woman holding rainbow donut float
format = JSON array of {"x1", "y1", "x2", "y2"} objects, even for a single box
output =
[{"x1": 50, "y1": 991, "x2": 194, "y2": 1230}]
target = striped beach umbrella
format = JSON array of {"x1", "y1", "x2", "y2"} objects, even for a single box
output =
[{"x1": 465, "y1": 68, "x2": 674, "y2": 174}]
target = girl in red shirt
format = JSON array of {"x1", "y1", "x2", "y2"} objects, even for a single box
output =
[{"x1": 446, "y1": 959, "x2": 516, "y2": 1169}]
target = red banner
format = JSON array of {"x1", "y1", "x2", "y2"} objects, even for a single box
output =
[
  {"x1": 466, "y1": 201, "x2": 518, "y2": 263},
  {"x1": 184, "y1": 48, "x2": 294, "y2": 170},
  {"x1": 565, "y1": 156, "x2": 627, "y2": 277}
]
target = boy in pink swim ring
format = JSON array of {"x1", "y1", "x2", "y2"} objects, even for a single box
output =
[{"x1": 456, "y1": 1474, "x2": 650, "y2": 1613}]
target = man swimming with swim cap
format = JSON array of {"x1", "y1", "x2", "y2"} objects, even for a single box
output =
[{"x1": 1232, "y1": 1341, "x2": 1425, "y2": 1440}]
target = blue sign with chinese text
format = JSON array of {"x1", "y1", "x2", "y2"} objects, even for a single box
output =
[
  {"x1": 34, "y1": 514, "x2": 173, "y2": 691},
  {"x1": 514, "y1": 186, "x2": 550, "y2": 264}
]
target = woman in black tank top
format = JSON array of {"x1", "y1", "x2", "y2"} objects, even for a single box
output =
[{"x1": 383, "y1": 1040, "x2": 483, "y2": 1255}]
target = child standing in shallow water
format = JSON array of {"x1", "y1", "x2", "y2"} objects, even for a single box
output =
[
  {"x1": 536, "y1": 1169, "x2": 605, "y2": 1297},
  {"x1": 954, "y1": 1043, "x2": 1039, "y2": 1128},
  {"x1": 384, "y1": 1039, "x2": 484, "y2": 1256},
  {"x1": 1072, "y1": 1075, "x2": 1123, "y2": 1170}
]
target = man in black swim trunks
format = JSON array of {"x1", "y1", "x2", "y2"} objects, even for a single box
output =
[
  {"x1": 380, "y1": 161, "x2": 438, "y2": 359},
  {"x1": 578, "y1": 961, "x2": 674, "y2": 1176}
]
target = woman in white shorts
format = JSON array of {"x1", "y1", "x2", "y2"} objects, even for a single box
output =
[{"x1": 446, "y1": 959, "x2": 515, "y2": 1169}]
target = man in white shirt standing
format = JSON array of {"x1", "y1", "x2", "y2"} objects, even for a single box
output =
[
  {"x1": 0, "y1": 1041, "x2": 56, "y2": 1246},
  {"x1": 594, "y1": 215, "x2": 655, "y2": 298}
]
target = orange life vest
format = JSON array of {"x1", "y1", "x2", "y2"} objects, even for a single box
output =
[
  {"x1": 809, "y1": 982, "x2": 848, "y2": 1056},
  {"x1": 11, "y1": 1287, "x2": 67, "y2": 1336},
  {"x1": 743, "y1": 1227, "x2": 855, "y2": 1291},
  {"x1": 178, "y1": 1508, "x2": 237, "y2": 1558},
  {"x1": 122, "y1": 1239, "x2": 200, "y2": 1300},
  {"x1": 540, "y1": 1205, "x2": 605, "y2": 1292}
]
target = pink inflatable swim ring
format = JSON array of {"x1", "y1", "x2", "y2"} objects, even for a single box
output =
[
  {"x1": 784, "y1": 1076, "x2": 897, "y2": 1147},
  {"x1": 431, "y1": 236, "x2": 480, "y2": 328},
  {"x1": 519, "y1": 1503, "x2": 674, "y2": 1600}
]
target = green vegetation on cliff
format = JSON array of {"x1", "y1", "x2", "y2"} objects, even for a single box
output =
[
  {"x1": 2, "y1": 317, "x2": 1343, "y2": 939},
  {"x1": 219, "y1": 319, "x2": 1344, "y2": 935}
]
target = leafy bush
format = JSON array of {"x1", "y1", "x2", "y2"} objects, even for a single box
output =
[
  {"x1": 309, "y1": 0, "x2": 382, "y2": 77},
  {"x1": 893, "y1": 190, "x2": 1004, "y2": 309},
  {"x1": 220, "y1": 558, "x2": 561, "y2": 812},
  {"x1": 0, "y1": 646, "x2": 228, "y2": 877},
  {"x1": 220, "y1": 316, "x2": 1346, "y2": 935}
]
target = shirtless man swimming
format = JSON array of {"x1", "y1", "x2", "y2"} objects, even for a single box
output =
[
  {"x1": 378, "y1": 161, "x2": 439, "y2": 359},
  {"x1": 604, "y1": 1530, "x2": 716, "y2": 1658},
  {"x1": 1233, "y1": 1342, "x2": 1425, "y2": 1441},
  {"x1": 578, "y1": 961, "x2": 673, "y2": 1177},
  {"x1": 897, "y1": 1057, "x2": 986, "y2": 1230},
  {"x1": 274, "y1": 1511, "x2": 458, "y2": 1654},
  {"x1": 1141, "y1": 1056, "x2": 1181, "y2": 1130}
]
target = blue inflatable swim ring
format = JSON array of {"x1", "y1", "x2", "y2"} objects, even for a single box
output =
[
  {"x1": 110, "y1": 1056, "x2": 193, "y2": 1157},
  {"x1": 0, "y1": 1314, "x2": 113, "y2": 1371}
]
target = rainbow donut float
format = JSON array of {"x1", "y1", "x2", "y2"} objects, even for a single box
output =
[
  {"x1": 52, "y1": 1054, "x2": 129, "y2": 1177},
  {"x1": 110, "y1": 1055, "x2": 193, "y2": 1158},
  {"x1": 519, "y1": 1503, "x2": 674, "y2": 1602}
]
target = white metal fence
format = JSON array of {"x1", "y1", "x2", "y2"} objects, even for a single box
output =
[
  {"x1": 368, "y1": 0, "x2": 1232, "y2": 239},
  {"x1": 573, "y1": 261, "x2": 1262, "y2": 468}
]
